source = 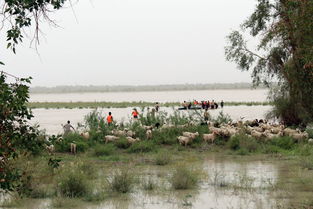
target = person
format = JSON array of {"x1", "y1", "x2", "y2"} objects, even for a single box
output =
[
  {"x1": 204, "y1": 109, "x2": 210, "y2": 121},
  {"x1": 155, "y1": 102, "x2": 160, "y2": 112},
  {"x1": 221, "y1": 100, "x2": 224, "y2": 108},
  {"x1": 211, "y1": 100, "x2": 215, "y2": 109},
  {"x1": 151, "y1": 108, "x2": 156, "y2": 118},
  {"x1": 107, "y1": 112, "x2": 113, "y2": 125},
  {"x1": 132, "y1": 108, "x2": 139, "y2": 119},
  {"x1": 63, "y1": 120, "x2": 75, "y2": 135},
  {"x1": 187, "y1": 102, "x2": 192, "y2": 109}
]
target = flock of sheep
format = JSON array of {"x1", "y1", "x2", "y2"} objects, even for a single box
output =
[{"x1": 45, "y1": 120, "x2": 312, "y2": 154}]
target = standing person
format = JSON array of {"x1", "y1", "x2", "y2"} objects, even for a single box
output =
[
  {"x1": 204, "y1": 109, "x2": 210, "y2": 121},
  {"x1": 63, "y1": 120, "x2": 75, "y2": 136},
  {"x1": 107, "y1": 112, "x2": 113, "y2": 125},
  {"x1": 132, "y1": 108, "x2": 139, "y2": 120},
  {"x1": 221, "y1": 100, "x2": 224, "y2": 108},
  {"x1": 155, "y1": 102, "x2": 160, "y2": 112}
]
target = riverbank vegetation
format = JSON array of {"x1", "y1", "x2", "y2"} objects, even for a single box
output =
[
  {"x1": 27, "y1": 101, "x2": 272, "y2": 109},
  {"x1": 1, "y1": 108, "x2": 313, "y2": 208}
]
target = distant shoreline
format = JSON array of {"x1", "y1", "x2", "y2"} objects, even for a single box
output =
[
  {"x1": 27, "y1": 101, "x2": 272, "y2": 109},
  {"x1": 30, "y1": 83, "x2": 268, "y2": 94}
]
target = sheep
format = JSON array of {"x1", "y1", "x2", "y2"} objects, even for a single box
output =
[
  {"x1": 112, "y1": 130, "x2": 126, "y2": 137},
  {"x1": 126, "y1": 136, "x2": 140, "y2": 144},
  {"x1": 105, "y1": 135, "x2": 119, "y2": 143},
  {"x1": 70, "y1": 143, "x2": 77, "y2": 154},
  {"x1": 251, "y1": 130, "x2": 264, "y2": 139},
  {"x1": 126, "y1": 130, "x2": 135, "y2": 137},
  {"x1": 271, "y1": 127, "x2": 282, "y2": 134},
  {"x1": 146, "y1": 130, "x2": 152, "y2": 140},
  {"x1": 203, "y1": 133, "x2": 217, "y2": 144},
  {"x1": 290, "y1": 132, "x2": 309, "y2": 142},
  {"x1": 283, "y1": 128, "x2": 299, "y2": 137},
  {"x1": 252, "y1": 127, "x2": 264, "y2": 133},
  {"x1": 80, "y1": 132, "x2": 90, "y2": 140},
  {"x1": 182, "y1": 132, "x2": 199, "y2": 140},
  {"x1": 45, "y1": 144, "x2": 55, "y2": 154},
  {"x1": 308, "y1": 138, "x2": 313, "y2": 145},
  {"x1": 143, "y1": 125, "x2": 153, "y2": 130},
  {"x1": 177, "y1": 136, "x2": 192, "y2": 146}
]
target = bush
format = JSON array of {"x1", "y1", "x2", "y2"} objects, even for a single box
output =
[
  {"x1": 170, "y1": 166, "x2": 199, "y2": 190},
  {"x1": 228, "y1": 134, "x2": 258, "y2": 153},
  {"x1": 271, "y1": 136, "x2": 295, "y2": 150},
  {"x1": 75, "y1": 141, "x2": 89, "y2": 152},
  {"x1": 155, "y1": 151, "x2": 171, "y2": 165},
  {"x1": 142, "y1": 177, "x2": 156, "y2": 191},
  {"x1": 300, "y1": 156, "x2": 313, "y2": 170},
  {"x1": 107, "y1": 169, "x2": 135, "y2": 193},
  {"x1": 58, "y1": 172, "x2": 90, "y2": 198},
  {"x1": 94, "y1": 144, "x2": 116, "y2": 156},
  {"x1": 114, "y1": 137, "x2": 131, "y2": 149},
  {"x1": 128, "y1": 141, "x2": 156, "y2": 153}
]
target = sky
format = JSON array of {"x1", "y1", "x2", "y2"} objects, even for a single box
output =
[{"x1": 0, "y1": 0, "x2": 258, "y2": 87}]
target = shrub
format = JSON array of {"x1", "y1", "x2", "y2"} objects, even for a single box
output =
[
  {"x1": 170, "y1": 166, "x2": 199, "y2": 190},
  {"x1": 142, "y1": 177, "x2": 156, "y2": 191},
  {"x1": 75, "y1": 141, "x2": 89, "y2": 152},
  {"x1": 94, "y1": 144, "x2": 116, "y2": 156},
  {"x1": 107, "y1": 169, "x2": 135, "y2": 193},
  {"x1": 114, "y1": 137, "x2": 131, "y2": 149},
  {"x1": 228, "y1": 134, "x2": 258, "y2": 153},
  {"x1": 300, "y1": 156, "x2": 313, "y2": 170},
  {"x1": 128, "y1": 141, "x2": 156, "y2": 153},
  {"x1": 58, "y1": 172, "x2": 90, "y2": 198},
  {"x1": 155, "y1": 151, "x2": 171, "y2": 165},
  {"x1": 271, "y1": 136, "x2": 295, "y2": 150}
]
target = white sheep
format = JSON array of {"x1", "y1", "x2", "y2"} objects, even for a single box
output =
[
  {"x1": 126, "y1": 136, "x2": 140, "y2": 144},
  {"x1": 182, "y1": 132, "x2": 199, "y2": 140},
  {"x1": 70, "y1": 143, "x2": 77, "y2": 154},
  {"x1": 146, "y1": 130, "x2": 152, "y2": 140},
  {"x1": 80, "y1": 132, "x2": 90, "y2": 140},
  {"x1": 203, "y1": 133, "x2": 217, "y2": 144},
  {"x1": 105, "y1": 135, "x2": 119, "y2": 143},
  {"x1": 308, "y1": 138, "x2": 313, "y2": 145},
  {"x1": 177, "y1": 136, "x2": 192, "y2": 146}
]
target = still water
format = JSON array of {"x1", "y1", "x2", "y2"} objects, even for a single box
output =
[{"x1": 30, "y1": 89, "x2": 268, "y2": 103}]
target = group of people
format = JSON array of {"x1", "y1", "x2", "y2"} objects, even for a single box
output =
[
  {"x1": 181, "y1": 100, "x2": 224, "y2": 110},
  {"x1": 62, "y1": 103, "x2": 161, "y2": 134}
]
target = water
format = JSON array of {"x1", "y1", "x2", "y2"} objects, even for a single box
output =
[
  {"x1": 29, "y1": 89, "x2": 268, "y2": 103},
  {"x1": 32, "y1": 106, "x2": 272, "y2": 134},
  {"x1": 5, "y1": 154, "x2": 287, "y2": 209}
]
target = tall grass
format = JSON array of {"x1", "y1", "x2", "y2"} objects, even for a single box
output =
[
  {"x1": 170, "y1": 165, "x2": 200, "y2": 190},
  {"x1": 107, "y1": 169, "x2": 135, "y2": 193},
  {"x1": 58, "y1": 171, "x2": 91, "y2": 198}
]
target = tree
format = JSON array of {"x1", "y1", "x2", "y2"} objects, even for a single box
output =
[
  {"x1": 225, "y1": 0, "x2": 313, "y2": 125},
  {"x1": 1, "y1": 0, "x2": 67, "y2": 193}
]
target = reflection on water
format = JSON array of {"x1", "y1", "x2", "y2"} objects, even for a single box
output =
[
  {"x1": 29, "y1": 89, "x2": 268, "y2": 103},
  {"x1": 9, "y1": 156, "x2": 280, "y2": 209},
  {"x1": 31, "y1": 106, "x2": 272, "y2": 135}
]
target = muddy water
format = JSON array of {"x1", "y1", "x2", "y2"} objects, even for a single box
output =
[
  {"x1": 31, "y1": 106, "x2": 272, "y2": 134},
  {"x1": 29, "y1": 89, "x2": 268, "y2": 103},
  {"x1": 7, "y1": 155, "x2": 283, "y2": 209}
]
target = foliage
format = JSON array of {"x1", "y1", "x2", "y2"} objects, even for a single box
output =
[
  {"x1": 1, "y1": 0, "x2": 66, "y2": 57},
  {"x1": 58, "y1": 171, "x2": 91, "y2": 198},
  {"x1": 107, "y1": 169, "x2": 135, "y2": 193},
  {"x1": 225, "y1": 0, "x2": 313, "y2": 125},
  {"x1": 228, "y1": 134, "x2": 258, "y2": 153},
  {"x1": 212, "y1": 111, "x2": 232, "y2": 127},
  {"x1": 127, "y1": 141, "x2": 156, "y2": 153},
  {"x1": 270, "y1": 136, "x2": 295, "y2": 150},
  {"x1": 114, "y1": 137, "x2": 131, "y2": 149},
  {"x1": 155, "y1": 150, "x2": 171, "y2": 165},
  {"x1": 170, "y1": 165, "x2": 199, "y2": 190},
  {"x1": 0, "y1": 73, "x2": 43, "y2": 193},
  {"x1": 94, "y1": 144, "x2": 116, "y2": 156}
]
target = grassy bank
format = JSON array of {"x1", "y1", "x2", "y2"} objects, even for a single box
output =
[{"x1": 27, "y1": 101, "x2": 272, "y2": 109}]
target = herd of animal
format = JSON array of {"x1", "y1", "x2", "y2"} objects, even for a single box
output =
[{"x1": 45, "y1": 120, "x2": 313, "y2": 154}]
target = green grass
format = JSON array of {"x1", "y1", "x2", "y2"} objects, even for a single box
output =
[
  {"x1": 107, "y1": 169, "x2": 135, "y2": 193},
  {"x1": 170, "y1": 165, "x2": 200, "y2": 190}
]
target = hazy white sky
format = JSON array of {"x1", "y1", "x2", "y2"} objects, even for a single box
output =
[{"x1": 1, "y1": 0, "x2": 257, "y2": 87}]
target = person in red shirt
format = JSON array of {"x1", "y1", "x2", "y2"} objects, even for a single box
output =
[
  {"x1": 107, "y1": 112, "x2": 113, "y2": 125},
  {"x1": 132, "y1": 108, "x2": 139, "y2": 119}
]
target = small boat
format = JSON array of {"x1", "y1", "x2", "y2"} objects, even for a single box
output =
[{"x1": 178, "y1": 106, "x2": 202, "y2": 110}]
